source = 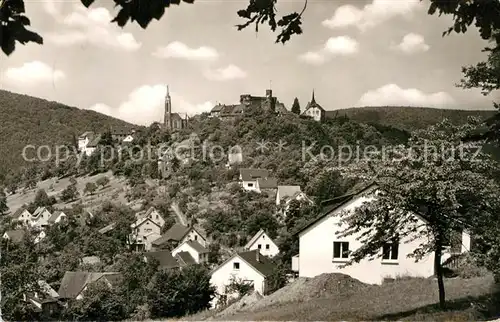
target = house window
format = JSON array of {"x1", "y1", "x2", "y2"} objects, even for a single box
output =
[
  {"x1": 258, "y1": 244, "x2": 261, "y2": 249},
  {"x1": 194, "y1": 235, "x2": 198, "y2": 241},
  {"x1": 145, "y1": 228, "x2": 152, "y2": 233},
  {"x1": 382, "y1": 242, "x2": 399, "y2": 260},
  {"x1": 333, "y1": 241, "x2": 349, "y2": 259},
  {"x1": 233, "y1": 262, "x2": 240, "y2": 270},
  {"x1": 156, "y1": 215, "x2": 159, "y2": 220},
  {"x1": 248, "y1": 183, "x2": 253, "y2": 187},
  {"x1": 266, "y1": 244, "x2": 270, "y2": 250}
]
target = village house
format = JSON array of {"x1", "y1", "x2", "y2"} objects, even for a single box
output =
[
  {"x1": 48, "y1": 211, "x2": 67, "y2": 225},
  {"x1": 276, "y1": 185, "x2": 313, "y2": 215},
  {"x1": 129, "y1": 208, "x2": 165, "y2": 251},
  {"x1": 57, "y1": 272, "x2": 122, "y2": 301},
  {"x1": 171, "y1": 239, "x2": 209, "y2": 264},
  {"x1": 301, "y1": 91, "x2": 325, "y2": 122},
  {"x1": 78, "y1": 132, "x2": 101, "y2": 156},
  {"x1": 175, "y1": 251, "x2": 197, "y2": 267},
  {"x1": 295, "y1": 184, "x2": 471, "y2": 285},
  {"x1": 239, "y1": 168, "x2": 277, "y2": 193},
  {"x1": 210, "y1": 250, "x2": 276, "y2": 308},
  {"x1": 11, "y1": 208, "x2": 32, "y2": 225},
  {"x1": 3, "y1": 229, "x2": 46, "y2": 244},
  {"x1": 209, "y1": 89, "x2": 288, "y2": 119},
  {"x1": 244, "y1": 229, "x2": 279, "y2": 258},
  {"x1": 31, "y1": 207, "x2": 53, "y2": 227},
  {"x1": 151, "y1": 224, "x2": 207, "y2": 250},
  {"x1": 22, "y1": 281, "x2": 60, "y2": 318}
]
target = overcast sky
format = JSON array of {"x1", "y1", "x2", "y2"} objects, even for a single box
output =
[{"x1": 0, "y1": 0, "x2": 498, "y2": 126}]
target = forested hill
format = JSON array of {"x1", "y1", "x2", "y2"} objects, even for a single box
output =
[
  {"x1": 327, "y1": 106, "x2": 496, "y2": 132},
  {"x1": 0, "y1": 90, "x2": 136, "y2": 177}
]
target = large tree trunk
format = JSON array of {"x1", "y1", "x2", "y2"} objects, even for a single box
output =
[{"x1": 434, "y1": 242, "x2": 446, "y2": 309}]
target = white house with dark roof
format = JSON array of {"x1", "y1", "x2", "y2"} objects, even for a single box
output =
[
  {"x1": 244, "y1": 229, "x2": 279, "y2": 258},
  {"x1": 78, "y1": 132, "x2": 101, "y2": 156},
  {"x1": 11, "y1": 208, "x2": 32, "y2": 225},
  {"x1": 210, "y1": 250, "x2": 276, "y2": 308},
  {"x1": 152, "y1": 223, "x2": 207, "y2": 250},
  {"x1": 239, "y1": 168, "x2": 278, "y2": 193},
  {"x1": 301, "y1": 91, "x2": 325, "y2": 122},
  {"x1": 48, "y1": 211, "x2": 67, "y2": 225},
  {"x1": 31, "y1": 207, "x2": 52, "y2": 227},
  {"x1": 171, "y1": 239, "x2": 209, "y2": 264},
  {"x1": 296, "y1": 183, "x2": 471, "y2": 285},
  {"x1": 276, "y1": 185, "x2": 313, "y2": 216}
]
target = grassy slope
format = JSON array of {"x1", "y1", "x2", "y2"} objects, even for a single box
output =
[
  {"x1": 329, "y1": 106, "x2": 496, "y2": 132},
  {"x1": 186, "y1": 275, "x2": 496, "y2": 321},
  {"x1": 0, "y1": 90, "x2": 137, "y2": 175}
]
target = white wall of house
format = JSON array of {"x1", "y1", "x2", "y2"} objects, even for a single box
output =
[
  {"x1": 304, "y1": 107, "x2": 323, "y2": 122},
  {"x1": 146, "y1": 209, "x2": 165, "y2": 228},
  {"x1": 15, "y1": 210, "x2": 32, "y2": 225},
  {"x1": 298, "y1": 195, "x2": 442, "y2": 285},
  {"x1": 292, "y1": 255, "x2": 299, "y2": 272},
  {"x1": 34, "y1": 209, "x2": 52, "y2": 227},
  {"x1": 84, "y1": 146, "x2": 96, "y2": 156},
  {"x1": 78, "y1": 137, "x2": 89, "y2": 152},
  {"x1": 53, "y1": 212, "x2": 67, "y2": 224},
  {"x1": 210, "y1": 256, "x2": 265, "y2": 307},
  {"x1": 131, "y1": 219, "x2": 161, "y2": 251},
  {"x1": 180, "y1": 229, "x2": 207, "y2": 247},
  {"x1": 123, "y1": 135, "x2": 134, "y2": 143},
  {"x1": 241, "y1": 180, "x2": 259, "y2": 192},
  {"x1": 246, "y1": 232, "x2": 279, "y2": 258},
  {"x1": 172, "y1": 242, "x2": 206, "y2": 263}
]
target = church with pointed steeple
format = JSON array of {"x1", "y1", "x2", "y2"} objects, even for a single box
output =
[
  {"x1": 302, "y1": 90, "x2": 325, "y2": 122},
  {"x1": 163, "y1": 85, "x2": 188, "y2": 131}
]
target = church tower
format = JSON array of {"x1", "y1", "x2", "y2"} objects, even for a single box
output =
[{"x1": 163, "y1": 85, "x2": 172, "y2": 130}]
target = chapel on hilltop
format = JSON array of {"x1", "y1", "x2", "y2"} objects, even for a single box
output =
[
  {"x1": 301, "y1": 90, "x2": 326, "y2": 122},
  {"x1": 164, "y1": 85, "x2": 188, "y2": 131}
]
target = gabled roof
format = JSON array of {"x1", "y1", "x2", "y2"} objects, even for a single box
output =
[
  {"x1": 152, "y1": 223, "x2": 191, "y2": 245},
  {"x1": 57, "y1": 272, "x2": 121, "y2": 299},
  {"x1": 303, "y1": 90, "x2": 325, "y2": 112},
  {"x1": 32, "y1": 207, "x2": 50, "y2": 218},
  {"x1": 3, "y1": 229, "x2": 25, "y2": 243},
  {"x1": 144, "y1": 250, "x2": 180, "y2": 269},
  {"x1": 79, "y1": 131, "x2": 94, "y2": 139},
  {"x1": 212, "y1": 250, "x2": 276, "y2": 278},
  {"x1": 131, "y1": 216, "x2": 161, "y2": 229},
  {"x1": 211, "y1": 104, "x2": 224, "y2": 113},
  {"x1": 185, "y1": 240, "x2": 209, "y2": 254},
  {"x1": 244, "y1": 229, "x2": 275, "y2": 249},
  {"x1": 294, "y1": 182, "x2": 378, "y2": 236},
  {"x1": 175, "y1": 251, "x2": 196, "y2": 266},
  {"x1": 239, "y1": 168, "x2": 269, "y2": 181},
  {"x1": 87, "y1": 134, "x2": 101, "y2": 148},
  {"x1": 98, "y1": 223, "x2": 116, "y2": 234},
  {"x1": 48, "y1": 211, "x2": 65, "y2": 224},
  {"x1": 12, "y1": 207, "x2": 30, "y2": 219},
  {"x1": 257, "y1": 177, "x2": 278, "y2": 189},
  {"x1": 277, "y1": 185, "x2": 302, "y2": 201}
]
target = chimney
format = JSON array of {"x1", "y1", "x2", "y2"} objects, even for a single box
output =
[
  {"x1": 255, "y1": 250, "x2": 260, "y2": 262},
  {"x1": 266, "y1": 89, "x2": 272, "y2": 98}
]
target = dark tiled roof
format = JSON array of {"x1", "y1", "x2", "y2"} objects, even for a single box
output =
[
  {"x1": 87, "y1": 134, "x2": 101, "y2": 147},
  {"x1": 257, "y1": 177, "x2": 278, "y2": 189},
  {"x1": 175, "y1": 251, "x2": 196, "y2": 266},
  {"x1": 4, "y1": 229, "x2": 25, "y2": 243},
  {"x1": 239, "y1": 168, "x2": 269, "y2": 181},
  {"x1": 57, "y1": 272, "x2": 121, "y2": 299},
  {"x1": 144, "y1": 250, "x2": 180, "y2": 269},
  {"x1": 12, "y1": 207, "x2": 29, "y2": 219},
  {"x1": 294, "y1": 182, "x2": 377, "y2": 236},
  {"x1": 185, "y1": 240, "x2": 209, "y2": 254},
  {"x1": 79, "y1": 131, "x2": 94, "y2": 139},
  {"x1": 152, "y1": 224, "x2": 190, "y2": 245},
  {"x1": 211, "y1": 104, "x2": 224, "y2": 112},
  {"x1": 277, "y1": 186, "x2": 302, "y2": 201},
  {"x1": 238, "y1": 250, "x2": 276, "y2": 277},
  {"x1": 48, "y1": 211, "x2": 65, "y2": 224},
  {"x1": 98, "y1": 223, "x2": 116, "y2": 234}
]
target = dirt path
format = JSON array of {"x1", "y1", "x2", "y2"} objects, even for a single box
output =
[{"x1": 171, "y1": 201, "x2": 187, "y2": 225}]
